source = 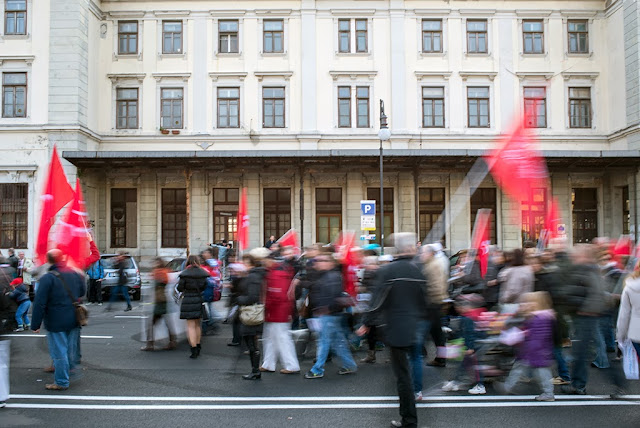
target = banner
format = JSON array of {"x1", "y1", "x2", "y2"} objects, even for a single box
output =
[
  {"x1": 470, "y1": 209, "x2": 491, "y2": 278},
  {"x1": 236, "y1": 187, "x2": 249, "y2": 252}
]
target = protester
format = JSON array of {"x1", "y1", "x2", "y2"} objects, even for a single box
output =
[
  {"x1": 0, "y1": 258, "x2": 17, "y2": 330},
  {"x1": 617, "y1": 260, "x2": 640, "y2": 366},
  {"x1": 265, "y1": 235, "x2": 277, "y2": 249},
  {"x1": 31, "y1": 249, "x2": 85, "y2": 390},
  {"x1": 106, "y1": 253, "x2": 132, "y2": 312},
  {"x1": 7, "y1": 278, "x2": 30, "y2": 331},
  {"x1": 358, "y1": 255, "x2": 381, "y2": 364},
  {"x1": 420, "y1": 244, "x2": 449, "y2": 368},
  {"x1": 178, "y1": 255, "x2": 209, "y2": 359},
  {"x1": 86, "y1": 257, "x2": 104, "y2": 305},
  {"x1": 7, "y1": 249, "x2": 18, "y2": 275},
  {"x1": 18, "y1": 252, "x2": 35, "y2": 301},
  {"x1": 498, "y1": 249, "x2": 534, "y2": 306},
  {"x1": 141, "y1": 257, "x2": 176, "y2": 352},
  {"x1": 484, "y1": 247, "x2": 505, "y2": 309},
  {"x1": 225, "y1": 254, "x2": 245, "y2": 347}
]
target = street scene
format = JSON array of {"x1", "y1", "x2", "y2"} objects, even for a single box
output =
[{"x1": 3, "y1": 0, "x2": 640, "y2": 427}]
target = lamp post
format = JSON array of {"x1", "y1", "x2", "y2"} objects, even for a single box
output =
[{"x1": 378, "y1": 100, "x2": 390, "y2": 254}]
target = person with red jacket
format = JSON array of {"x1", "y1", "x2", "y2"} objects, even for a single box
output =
[{"x1": 259, "y1": 255, "x2": 300, "y2": 374}]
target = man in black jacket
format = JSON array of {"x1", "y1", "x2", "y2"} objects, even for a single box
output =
[
  {"x1": 359, "y1": 233, "x2": 430, "y2": 428},
  {"x1": 106, "y1": 253, "x2": 132, "y2": 312}
]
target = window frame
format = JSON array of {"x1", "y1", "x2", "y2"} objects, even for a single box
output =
[
  {"x1": 161, "y1": 188, "x2": 187, "y2": 248},
  {"x1": 418, "y1": 187, "x2": 446, "y2": 244},
  {"x1": 263, "y1": 19, "x2": 284, "y2": 54},
  {"x1": 421, "y1": 19, "x2": 443, "y2": 53},
  {"x1": 356, "y1": 86, "x2": 370, "y2": 128},
  {"x1": 0, "y1": 182, "x2": 28, "y2": 248},
  {"x1": 338, "y1": 19, "x2": 351, "y2": 53},
  {"x1": 567, "y1": 19, "x2": 589, "y2": 54},
  {"x1": 315, "y1": 187, "x2": 343, "y2": 244},
  {"x1": 467, "y1": 86, "x2": 490, "y2": 128},
  {"x1": 160, "y1": 87, "x2": 184, "y2": 129},
  {"x1": 337, "y1": 86, "x2": 351, "y2": 128},
  {"x1": 218, "y1": 19, "x2": 239, "y2": 54},
  {"x1": 4, "y1": 0, "x2": 26, "y2": 36},
  {"x1": 162, "y1": 20, "x2": 183, "y2": 55},
  {"x1": 117, "y1": 20, "x2": 138, "y2": 55},
  {"x1": 521, "y1": 188, "x2": 547, "y2": 244},
  {"x1": 466, "y1": 19, "x2": 488, "y2": 54},
  {"x1": 263, "y1": 188, "x2": 291, "y2": 243},
  {"x1": 115, "y1": 87, "x2": 139, "y2": 130},
  {"x1": 470, "y1": 188, "x2": 497, "y2": 245},
  {"x1": 422, "y1": 86, "x2": 445, "y2": 128},
  {"x1": 213, "y1": 188, "x2": 239, "y2": 245},
  {"x1": 523, "y1": 86, "x2": 547, "y2": 128},
  {"x1": 522, "y1": 19, "x2": 544, "y2": 54},
  {"x1": 355, "y1": 18, "x2": 368, "y2": 53},
  {"x1": 2, "y1": 72, "x2": 27, "y2": 118},
  {"x1": 216, "y1": 86, "x2": 240, "y2": 129},
  {"x1": 572, "y1": 187, "x2": 598, "y2": 244},
  {"x1": 110, "y1": 188, "x2": 137, "y2": 248},
  {"x1": 568, "y1": 87, "x2": 592, "y2": 129},
  {"x1": 262, "y1": 86, "x2": 286, "y2": 128}
]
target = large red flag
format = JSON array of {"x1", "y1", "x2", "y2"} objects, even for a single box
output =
[
  {"x1": 336, "y1": 231, "x2": 359, "y2": 297},
  {"x1": 544, "y1": 197, "x2": 562, "y2": 239},
  {"x1": 56, "y1": 179, "x2": 90, "y2": 267},
  {"x1": 470, "y1": 209, "x2": 491, "y2": 278},
  {"x1": 486, "y1": 116, "x2": 549, "y2": 203},
  {"x1": 277, "y1": 229, "x2": 300, "y2": 254},
  {"x1": 236, "y1": 187, "x2": 249, "y2": 252},
  {"x1": 35, "y1": 146, "x2": 74, "y2": 263}
]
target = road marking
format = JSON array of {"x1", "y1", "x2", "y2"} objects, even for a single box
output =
[
  {"x1": 114, "y1": 316, "x2": 147, "y2": 319},
  {"x1": 0, "y1": 334, "x2": 113, "y2": 339},
  {"x1": 8, "y1": 394, "x2": 639, "y2": 402},
  {"x1": 4, "y1": 401, "x2": 639, "y2": 410}
]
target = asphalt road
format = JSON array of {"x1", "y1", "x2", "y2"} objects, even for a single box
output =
[{"x1": 2, "y1": 294, "x2": 640, "y2": 428}]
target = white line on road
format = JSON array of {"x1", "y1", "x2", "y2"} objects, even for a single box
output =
[
  {"x1": 114, "y1": 316, "x2": 147, "y2": 319},
  {"x1": 4, "y1": 401, "x2": 639, "y2": 410},
  {"x1": 1, "y1": 334, "x2": 113, "y2": 339}
]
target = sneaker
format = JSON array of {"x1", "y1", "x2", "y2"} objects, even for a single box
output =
[
  {"x1": 561, "y1": 385, "x2": 586, "y2": 395},
  {"x1": 468, "y1": 384, "x2": 486, "y2": 395},
  {"x1": 280, "y1": 369, "x2": 300, "y2": 374},
  {"x1": 337, "y1": 367, "x2": 356, "y2": 375},
  {"x1": 124, "y1": 306, "x2": 132, "y2": 312},
  {"x1": 98, "y1": 303, "x2": 103, "y2": 306},
  {"x1": 86, "y1": 302, "x2": 93, "y2": 306},
  {"x1": 304, "y1": 371, "x2": 324, "y2": 379},
  {"x1": 535, "y1": 394, "x2": 555, "y2": 402},
  {"x1": 14, "y1": 327, "x2": 24, "y2": 332},
  {"x1": 414, "y1": 391, "x2": 423, "y2": 401},
  {"x1": 442, "y1": 380, "x2": 460, "y2": 392},
  {"x1": 552, "y1": 376, "x2": 570, "y2": 385},
  {"x1": 45, "y1": 383, "x2": 68, "y2": 391}
]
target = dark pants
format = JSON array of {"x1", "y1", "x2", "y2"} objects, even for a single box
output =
[
  {"x1": 232, "y1": 311, "x2": 242, "y2": 345},
  {"x1": 571, "y1": 315, "x2": 597, "y2": 391},
  {"x1": 88, "y1": 279, "x2": 102, "y2": 303},
  {"x1": 429, "y1": 307, "x2": 446, "y2": 352},
  {"x1": 390, "y1": 346, "x2": 417, "y2": 428},
  {"x1": 109, "y1": 285, "x2": 131, "y2": 307},
  {"x1": 244, "y1": 335, "x2": 259, "y2": 373},
  {"x1": 367, "y1": 325, "x2": 379, "y2": 351}
]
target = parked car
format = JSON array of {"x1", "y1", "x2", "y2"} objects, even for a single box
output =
[
  {"x1": 166, "y1": 257, "x2": 186, "y2": 295},
  {"x1": 100, "y1": 254, "x2": 142, "y2": 300}
]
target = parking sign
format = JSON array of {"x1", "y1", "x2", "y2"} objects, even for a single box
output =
[{"x1": 361, "y1": 200, "x2": 376, "y2": 216}]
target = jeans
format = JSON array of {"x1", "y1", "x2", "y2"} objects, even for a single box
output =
[
  {"x1": 390, "y1": 346, "x2": 417, "y2": 428},
  {"x1": 109, "y1": 285, "x2": 131, "y2": 306},
  {"x1": 553, "y1": 346, "x2": 571, "y2": 381},
  {"x1": 15, "y1": 300, "x2": 30, "y2": 328},
  {"x1": 410, "y1": 320, "x2": 430, "y2": 393},
  {"x1": 593, "y1": 315, "x2": 612, "y2": 368},
  {"x1": 504, "y1": 360, "x2": 554, "y2": 396},
  {"x1": 310, "y1": 315, "x2": 357, "y2": 375},
  {"x1": 47, "y1": 328, "x2": 79, "y2": 388},
  {"x1": 570, "y1": 315, "x2": 597, "y2": 391}
]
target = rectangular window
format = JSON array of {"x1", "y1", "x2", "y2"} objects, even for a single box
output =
[
  {"x1": 523, "y1": 87, "x2": 546, "y2": 128},
  {"x1": 523, "y1": 20, "x2": 544, "y2": 54},
  {"x1": 118, "y1": 21, "x2": 138, "y2": 55},
  {"x1": 110, "y1": 188, "x2": 137, "y2": 248},
  {"x1": 160, "y1": 88, "x2": 183, "y2": 129},
  {"x1": 4, "y1": 0, "x2": 26, "y2": 35},
  {"x1": 263, "y1": 20, "x2": 284, "y2": 53},
  {"x1": 467, "y1": 20, "x2": 487, "y2": 54},
  {"x1": 338, "y1": 19, "x2": 350, "y2": 53},
  {"x1": 116, "y1": 88, "x2": 138, "y2": 129},
  {"x1": 217, "y1": 87, "x2": 240, "y2": 128},
  {"x1": 422, "y1": 20, "x2": 443, "y2": 53},
  {"x1": 316, "y1": 188, "x2": 342, "y2": 244},
  {"x1": 467, "y1": 86, "x2": 490, "y2": 128},
  {"x1": 355, "y1": 19, "x2": 368, "y2": 53},
  {"x1": 470, "y1": 188, "x2": 497, "y2": 244},
  {"x1": 337, "y1": 86, "x2": 351, "y2": 128},
  {"x1": 162, "y1": 188, "x2": 187, "y2": 248},
  {"x1": 219, "y1": 20, "x2": 239, "y2": 53},
  {"x1": 366, "y1": 187, "x2": 394, "y2": 246},
  {"x1": 623, "y1": 186, "x2": 630, "y2": 235},
  {"x1": 572, "y1": 188, "x2": 597, "y2": 243},
  {"x1": 2, "y1": 72, "x2": 26, "y2": 118},
  {"x1": 422, "y1": 86, "x2": 445, "y2": 128},
  {"x1": 0, "y1": 183, "x2": 27, "y2": 248},
  {"x1": 568, "y1": 20, "x2": 588, "y2": 54},
  {"x1": 162, "y1": 21, "x2": 183, "y2": 54},
  {"x1": 356, "y1": 86, "x2": 369, "y2": 128},
  {"x1": 262, "y1": 87, "x2": 285, "y2": 128},
  {"x1": 521, "y1": 188, "x2": 547, "y2": 244},
  {"x1": 419, "y1": 188, "x2": 445, "y2": 244},
  {"x1": 264, "y1": 188, "x2": 291, "y2": 242},
  {"x1": 569, "y1": 87, "x2": 591, "y2": 128},
  {"x1": 213, "y1": 188, "x2": 239, "y2": 244}
]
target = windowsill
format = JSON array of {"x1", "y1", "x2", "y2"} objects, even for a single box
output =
[
  {"x1": 158, "y1": 53, "x2": 187, "y2": 59},
  {"x1": 113, "y1": 128, "x2": 143, "y2": 133},
  {"x1": 113, "y1": 52, "x2": 142, "y2": 61},
  {"x1": 464, "y1": 52, "x2": 491, "y2": 57},
  {"x1": 566, "y1": 52, "x2": 592, "y2": 58},
  {"x1": 335, "y1": 52, "x2": 371, "y2": 57},
  {"x1": 520, "y1": 52, "x2": 547, "y2": 57},
  {"x1": 215, "y1": 52, "x2": 242, "y2": 57},
  {"x1": 260, "y1": 52, "x2": 287, "y2": 57},
  {"x1": 0, "y1": 34, "x2": 30, "y2": 41},
  {"x1": 419, "y1": 51, "x2": 446, "y2": 58}
]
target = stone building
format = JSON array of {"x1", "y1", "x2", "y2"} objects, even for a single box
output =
[{"x1": 1, "y1": 0, "x2": 640, "y2": 265}]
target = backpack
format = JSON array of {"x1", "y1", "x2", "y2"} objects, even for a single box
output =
[{"x1": 202, "y1": 262, "x2": 222, "y2": 303}]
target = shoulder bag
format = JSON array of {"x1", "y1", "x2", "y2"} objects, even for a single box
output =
[{"x1": 52, "y1": 271, "x2": 89, "y2": 327}]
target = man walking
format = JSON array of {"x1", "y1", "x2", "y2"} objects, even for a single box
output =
[
  {"x1": 86, "y1": 258, "x2": 104, "y2": 305},
  {"x1": 107, "y1": 253, "x2": 132, "y2": 312},
  {"x1": 31, "y1": 249, "x2": 85, "y2": 390},
  {"x1": 359, "y1": 233, "x2": 429, "y2": 428}
]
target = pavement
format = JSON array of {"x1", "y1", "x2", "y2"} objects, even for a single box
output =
[{"x1": 2, "y1": 291, "x2": 640, "y2": 428}]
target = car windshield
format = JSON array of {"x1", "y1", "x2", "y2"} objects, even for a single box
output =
[
  {"x1": 166, "y1": 258, "x2": 185, "y2": 272},
  {"x1": 101, "y1": 256, "x2": 135, "y2": 270}
]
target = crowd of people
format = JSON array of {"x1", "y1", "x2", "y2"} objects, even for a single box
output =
[{"x1": 2, "y1": 233, "x2": 640, "y2": 427}]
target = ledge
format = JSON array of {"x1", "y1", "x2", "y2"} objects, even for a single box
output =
[
  {"x1": 330, "y1": 9, "x2": 376, "y2": 16},
  {"x1": 459, "y1": 72, "x2": 498, "y2": 81},
  {"x1": 0, "y1": 55, "x2": 35, "y2": 66},
  {"x1": 152, "y1": 72, "x2": 191, "y2": 82},
  {"x1": 561, "y1": 71, "x2": 599, "y2": 81},
  {"x1": 415, "y1": 71, "x2": 452, "y2": 81},
  {"x1": 153, "y1": 10, "x2": 190, "y2": 17},
  {"x1": 329, "y1": 70, "x2": 377, "y2": 81},
  {"x1": 254, "y1": 71, "x2": 293, "y2": 81},
  {"x1": 255, "y1": 9, "x2": 292, "y2": 16},
  {"x1": 209, "y1": 72, "x2": 248, "y2": 81},
  {"x1": 107, "y1": 73, "x2": 146, "y2": 83},
  {"x1": 515, "y1": 72, "x2": 554, "y2": 81},
  {"x1": 209, "y1": 10, "x2": 246, "y2": 17}
]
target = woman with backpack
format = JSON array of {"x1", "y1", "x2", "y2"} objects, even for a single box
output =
[
  {"x1": 140, "y1": 258, "x2": 176, "y2": 352},
  {"x1": 178, "y1": 255, "x2": 209, "y2": 359}
]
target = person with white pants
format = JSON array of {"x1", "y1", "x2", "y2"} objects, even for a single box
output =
[{"x1": 260, "y1": 254, "x2": 300, "y2": 374}]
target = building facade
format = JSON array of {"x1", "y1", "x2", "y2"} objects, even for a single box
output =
[{"x1": 1, "y1": 0, "x2": 639, "y2": 265}]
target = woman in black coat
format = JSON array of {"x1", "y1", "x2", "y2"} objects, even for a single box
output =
[
  {"x1": 178, "y1": 255, "x2": 209, "y2": 359},
  {"x1": 236, "y1": 254, "x2": 267, "y2": 380}
]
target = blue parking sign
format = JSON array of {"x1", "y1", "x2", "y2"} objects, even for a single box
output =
[{"x1": 361, "y1": 200, "x2": 376, "y2": 216}]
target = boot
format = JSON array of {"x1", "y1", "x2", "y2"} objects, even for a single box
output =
[
  {"x1": 140, "y1": 341, "x2": 154, "y2": 351},
  {"x1": 243, "y1": 350, "x2": 261, "y2": 380},
  {"x1": 427, "y1": 358, "x2": 446, "y2": 368},
  {"x1": 164, "y1": 336, "x2": 177, "y2": 351},
  {"x1": 189, "y1": 347, "x2": 198, "y2": 359},
  {"x1": 196, "y1": 344, "x2": 201, "y2": 356},
  {"x1": 361, "y1": 350, "x2": 376, "y2": 364}
]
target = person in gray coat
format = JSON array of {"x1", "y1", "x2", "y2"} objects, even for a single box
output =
[{"x1": 178, "y1": 255, "x2": 209, "y2": 359}]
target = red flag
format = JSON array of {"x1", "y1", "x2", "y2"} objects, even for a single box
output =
[
  {"x1": 545, "y1": 197, "x2": 562, "y2": 239},
  {"x1": 35, "y1": 146, "x2": 74, "y2": 263},
  {"x1": 236, "y1": 187, "x2": 249, "y2": 252},
  {"x1": 338, "y1": 232, "x2": 358, "y2": 297},
  {"x1": 470, "y1": 209, "x2": 491, "y2": 278},
  {"x1": 486, "y1": 115, "x2": 549, "y2": 203},
  {"x1": 277, "y1": 229, "x2": 300, "y2": 254},
  {"x1": 56, "y1": 179, "x2": 90, "y2": 267}
]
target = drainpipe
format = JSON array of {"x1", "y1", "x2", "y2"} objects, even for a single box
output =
[{"x1": 299, "y1": 165, "x2": 305, "y2": 248}]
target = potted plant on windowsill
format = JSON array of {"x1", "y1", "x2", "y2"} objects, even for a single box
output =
[
  {"x1": 160, "y1": 127, "x2": 169, "y2": 135},
  {"x1": 171, "y1": 129, "x2": 180, "y2": 135}
]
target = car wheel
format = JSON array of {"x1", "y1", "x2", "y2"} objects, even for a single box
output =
[{"x1": 132, "y1": 289, "x2": 141, "y2": 301}]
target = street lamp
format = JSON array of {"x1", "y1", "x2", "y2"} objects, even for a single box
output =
[{"x1": 378, "y1": 100, "x2": 390, "y2": 254}]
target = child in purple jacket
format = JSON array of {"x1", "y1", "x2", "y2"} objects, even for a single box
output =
[{"x1": 497, "y1": 291, "x2": 555, "y2": 401}]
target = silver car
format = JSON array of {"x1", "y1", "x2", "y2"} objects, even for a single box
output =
[{"x1": 99, "y1": 254, "x2": 142, "y2": 301}]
